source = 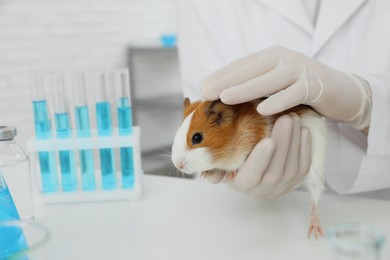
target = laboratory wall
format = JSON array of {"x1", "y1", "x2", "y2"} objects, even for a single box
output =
[{"x1": 0, "y1": 0, "x2": 177, "y2": 147}]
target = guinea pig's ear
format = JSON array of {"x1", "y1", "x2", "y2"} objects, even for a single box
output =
[
  {"x1": 204, "y1": 100, "x2": 234, "y2": 126},
  {"x1": 183, "y1": 97, "x2": 191, "y2": 109}
]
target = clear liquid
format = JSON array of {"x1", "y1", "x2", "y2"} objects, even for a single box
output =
[
  {"x1": 99, "y1": 148, "x2": 116, "y2": 190},
  {"x1": 96, "y1": 101, "x2": 112, "y2": 136},
  {"x1": 75, "y1": 106, "x2": 95, "y2": 190},
  {"x1": 32, "y1": 100, "x2": 58, "y2": 193},
  {"x1": 55, "y1": 113, "x2": 77, "y2": 192},
  {"x1": 0, "y1": 186, "x2": 20, "y2": 221},
  {"x1": 120, "y1": 147, "x2": 134, "y2": 189}
]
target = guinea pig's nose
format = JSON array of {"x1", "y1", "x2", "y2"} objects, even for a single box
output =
[{"x1": 176, "y1": 161, "x2": 185, "y2": 170}]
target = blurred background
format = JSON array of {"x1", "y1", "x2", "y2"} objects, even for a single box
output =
[{"x1": 0, "y1": 0, "x2": 184, "y2": 176}]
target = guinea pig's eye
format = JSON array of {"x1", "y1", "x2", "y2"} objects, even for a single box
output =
[{"x1": 191, "y1": 132, "x2": 203, "y2": 145}]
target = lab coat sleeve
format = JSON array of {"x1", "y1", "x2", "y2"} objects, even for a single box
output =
[
  {"x1": 326, "y1": 73, "x2": 390, "y2": 194},
  {"x1": 351, "y1": 73, "x2": 390, "y2": 192}
]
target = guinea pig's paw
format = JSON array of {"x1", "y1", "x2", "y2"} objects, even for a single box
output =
[
  {"x1": 225, "y1": 170, "x2": 238, "y2": 181},
  {"x1": 308, "y1": 204, "x2": 324, "y2": 240},
  {"x1": 308, "y1": 220, "x2": 324, "y2": 240},
  {"x1": 200, "y1": 171, "x2": 211, "y2": 179}
]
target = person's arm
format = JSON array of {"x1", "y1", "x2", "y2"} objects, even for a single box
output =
[
  {"x1": 344, "y1": 73, "x2": 390, "y2": 193},
  {"x1": 201, "y1": 46, "x2": 390, "y2": 194},
  {"x1": 177, "y1": 4, "x2": 314, "y2": 198},
  {"x1": 201, "y1": 46, "x2": 372, "y2": 130}
]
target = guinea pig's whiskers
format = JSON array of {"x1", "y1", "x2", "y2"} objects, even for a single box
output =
[
  {"x1": 166, "y1": 163, "x2": 181, "y2": 177},
  {"x1": 158, "y1": 146, "x2": 171, "y2": 154},
  {"x1": 158, "y1": 151, "x2": 177, "y2": 176},
  {"x1": 155, "y1": 148, "x2": 187, "y2": 178}
]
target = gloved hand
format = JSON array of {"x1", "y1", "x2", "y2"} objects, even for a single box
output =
[
  {"x1": 205, "y1": 113, "x2": 312, "y2": 199},
  {"x1": 201, "y1": 46, "x2": 372, "y2": 130}
]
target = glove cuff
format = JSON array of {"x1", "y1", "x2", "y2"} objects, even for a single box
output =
[{"x1": 344, "y1": 74, "x2": 373, "y2": 130}]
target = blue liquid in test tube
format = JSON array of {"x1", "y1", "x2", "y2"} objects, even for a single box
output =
[
  {"x1": 96, "y1": 102, "x2": 113, "y2": 136},
  {"x1": 75, "y1": 106, "x2": 95, "y2": 190},
  {"x1": 115, "y1": 70, "x2": 135, "y2": 189},
  {"x1": 95, "y1": 71, "x2": 116, "y2": 190},
  {"x1": 55, "y1": 112, "x2": 77, "y2": 191},
  {"x1": 31, "y1": 74, "x2": 58, "y2": 193},
  {"x1": 118, "y1": 98, "x2": 133, "y2": 135},
  {"x1": 96, "y1": 102, "x2": 116, "y2": 189},
  {"x1": 118, "y1": 98, "x2": 134, "y2": 189},
  {"x1": 73, "y1": 72, "x2": 95, "y2": 191},
  {"x1": 52, "y1": 73, "x2": 77, "y2": 192}
]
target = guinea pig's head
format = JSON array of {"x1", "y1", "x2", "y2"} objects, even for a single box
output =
[{"x1": 171, "y1": 97, "x2": 238, "y2": 175}]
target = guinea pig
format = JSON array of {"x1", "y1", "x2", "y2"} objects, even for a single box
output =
[{"x1": 171, "y1": 98, "x2": 327, "y2": 239}]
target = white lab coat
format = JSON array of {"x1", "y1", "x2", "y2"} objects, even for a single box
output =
[{"x1": 176, "y1": 0, "x2": 390, "y2": 197}]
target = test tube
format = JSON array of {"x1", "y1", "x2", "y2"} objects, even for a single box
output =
[
  {"x1": 30, "y1": 73, "x2": 58, "y2": 193},
  {"x1": 73, "y1": 72, "x2": 95, "y2": 191},
  {"x1": 95, "y1": 71, "x2": 116, "y2": 190},
  {"x1": 52, "y1": 73, "x2": 77, "y2": 192},
  {"x1": 115, "y1": 69, "x2": 135, "y2": 189}
]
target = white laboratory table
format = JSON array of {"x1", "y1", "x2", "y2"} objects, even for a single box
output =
[{"x1": 35, "y1": 175, "x2": 390, "y2": 260}]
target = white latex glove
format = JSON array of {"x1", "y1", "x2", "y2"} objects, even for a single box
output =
[
  {"x1": 201, "y1": 46, "x2": 372, "y2": 130},
  {"x1": 206, "y1": 113, "x2": 311, "y2": 199}
]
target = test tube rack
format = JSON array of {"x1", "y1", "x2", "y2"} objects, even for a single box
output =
[{"x1": 27, "y1": 127, "x2": 143, "y2": 205}]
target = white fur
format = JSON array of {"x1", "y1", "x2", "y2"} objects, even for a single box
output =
[
  {"x1": 172, "y1": 107, "x2": 328, "y2": 202},
  {"x1": 171, "y1": 111, "x2": 214, "y2": 174},
  {"x1": 300, "y1": 110, "x2": 327, "y2": 206}
]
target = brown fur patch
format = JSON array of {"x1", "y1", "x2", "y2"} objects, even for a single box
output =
[
  {"x1": 183, "y1": 99, "x2": 270, "y2": 164},
  {"x1": 181, "y1": 98, "x2": 202, "y2": 120},
  {"x1": 182, "y1": 98, "x2": 313, "y2": 166}
]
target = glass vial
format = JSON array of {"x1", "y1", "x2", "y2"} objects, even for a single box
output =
[{"x1": 0, "y1": 126, "x2": 34, "y2": 219}]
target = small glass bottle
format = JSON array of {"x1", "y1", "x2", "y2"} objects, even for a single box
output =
[{"x1": 0, "y1": 126, "x2": 34, "y2": 220}]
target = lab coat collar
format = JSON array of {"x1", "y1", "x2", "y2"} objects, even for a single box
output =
[
  {"x1": 256, "y1": 0, "x2": 314, "y2": 34},
  {"x1": 311, "y1": 0, "x2": 368, "y2": 56},
  {"x1": 257, "y1": 0, "x2": 368, "y2": 56}
]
